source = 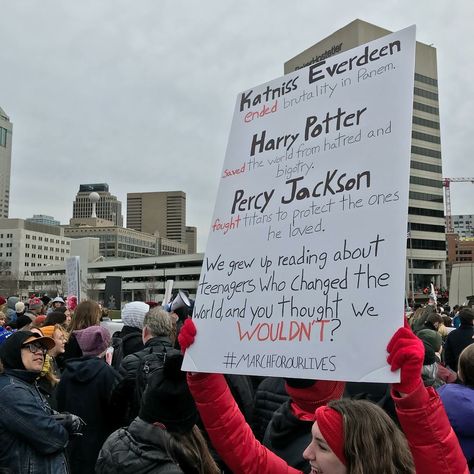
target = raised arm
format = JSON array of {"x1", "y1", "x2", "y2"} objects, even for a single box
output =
[{"x1": 387, "y1": 320, "x2": 468, "y2": 474}]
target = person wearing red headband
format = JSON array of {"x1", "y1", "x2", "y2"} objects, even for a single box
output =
[{"x1": 180, "y1": 318, "x2": 469, "y2": 474}]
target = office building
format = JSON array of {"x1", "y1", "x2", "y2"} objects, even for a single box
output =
[
  {"x1": 452, "y1": 214, "x2": 474, "y2": 238},
  {"x1": 26, "y1": 214, "x2": 61, "y2": 226},
  {"x1": 186, "y1": 226, "x2": 197, "y2": 253},
  {"x1": 127, "y1": 191, "x2": 187, "y2": 243},
  {"x1": 65, "y1": 220, "x2": 188, "y2": 259},
  {"x1": 285, "y1": 19, "x2": 447, "y2": 297},
  {"x1": 0, "y1": 107, "x2": 12, "y2": 218},
  {"x1": 72, "y1": 183, "x2": 123, "y2": 226},
  {"x1": 0, "y1": 219, "x2": 71, "y2": 296},
  {"x1": 29, "y1": 252, "x2": 203, "y2": 303}
]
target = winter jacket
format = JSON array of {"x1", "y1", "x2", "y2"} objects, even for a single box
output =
[
  {"x1": 263, "y1": 400, "x2": 312, "y2": 473},
  {"x1": 438, "y1": 383, "x2": 474, "y2": 472},
  {"x1": 111, "y1": 336, "x2": 178, "y2": 425},
  {"x1": 114, "y1": 325, "x2": 144, "y2": 358},
  {"x1": 56, "y1": 356, "x2": 121, "y2": 474},
  {"x1": 444, "y1": 324, "x2": 474, "y2": 371},
  {"x1": 252, "y1": 377, "x2": 288, "y2": 441},
  {"x1": 0, "y1": 369, "x2": 69, "y2": 473},
  {"x1": 96, "y1": 417, "x2": 183, "y2": 474},
  {"x1": 5, "y1": 297, "x2": 18, "y2": 324},
  {"x1": 188, "y1": 373, "x2": 469, "y2": 474}
]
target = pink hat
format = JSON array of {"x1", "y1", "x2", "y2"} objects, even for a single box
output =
[{"x1": 74, "y1": 326, "x2": 110, "y2": 357}]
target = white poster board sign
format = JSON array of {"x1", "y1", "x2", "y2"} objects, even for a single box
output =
[
  {"x1": 183, "y1": 26, "x2": 416, "y2": 382},
  {"x1": 65, "y1": 256, "x2": 81, "y2": 301}
]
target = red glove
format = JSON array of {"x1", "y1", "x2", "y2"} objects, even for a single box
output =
[
  {"x1": 387, "y1": 319, "x2": 424, "y2": 394},
  {"x1": 178, "y1": 318, "x2": 197, "y2": 354}
]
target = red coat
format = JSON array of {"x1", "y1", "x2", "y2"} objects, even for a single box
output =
[{"x1": 188, "y1": 373, "x2": 468, "y2": 474}]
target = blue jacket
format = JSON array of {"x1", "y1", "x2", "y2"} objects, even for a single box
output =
[
  {"x1": 438, "y1": 383, "x2": 474, "y2": 472},
  {"x1": 0, "y1": 369, "x2": 69, "y2": 473}
]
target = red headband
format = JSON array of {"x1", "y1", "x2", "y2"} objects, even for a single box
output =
[{"x1": 315, "y1": 405, "x2": 346, "y2": 466}]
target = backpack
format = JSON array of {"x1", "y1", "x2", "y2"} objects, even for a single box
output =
[
  {"x1": 134, "y1": 345, "x2": 181, "y2": 405},
  {"x1": 110, "y1": 332, "x2": 137, "y2": 370}
]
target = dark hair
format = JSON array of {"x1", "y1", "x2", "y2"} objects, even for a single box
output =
[
  {"x1": 43, "y1": 312, "x2": 67, "y2": 327},
  {"x1": 458, "y1": 344, "x2": 474, "y2": 387},
  {"x1": 459, "y1": 308, "x2": 474, "y2": 325},
  {"x1": 166, "y1": 425, "x2": 220, "y2": 474},
  {"x1": 327, "y1": 399, "x2": 415, "y2": 474},
  {"x1": 426, "y1": 312, "x2": 442, "y2": 326},
  {"x1": 69, "y1": 301, "x2": 101, "y2": 331},
  {"x1": 442, "y1": 315, "x2": 452, "y2": 327}
]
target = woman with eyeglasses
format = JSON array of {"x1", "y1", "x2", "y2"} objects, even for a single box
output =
[{"x1": 0, "y1": 331, "x2": 82, "y2": 473}]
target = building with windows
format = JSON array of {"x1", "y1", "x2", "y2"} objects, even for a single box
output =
[
  {"x1": 0, "y1": 107, "x2": 12, "y2": 219},
  {"x1": 64, "y1": 219, "x2": 188, "y2": 259},
  {"x1": 0, "y1": 219, "x2": 71, "y2": 296},
  {"x1": 285, "y1": 19, "x2": 447, "y2": 299},
  {"x1": 72, "y1": 184, "x2": 123, "y2": 226},
  {"x1": 452, "y1": 214, "x2": 474, "y2": 238},
  {"x1": 26, "y1": 215, "x2": 61, "y2": 226},
  {"x1": 127, "y1": 191, "x2": 189, "y2": 243},
  {"x1": 29, "y1": 252, "x2": 203, "y2": 303},
  {"x1": 186, "y1": 226, "x2": 197, "y2": 254}
]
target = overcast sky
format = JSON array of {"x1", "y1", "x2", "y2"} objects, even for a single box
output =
[{"x1": 1, "y1": 1, "x2": 473, "y2": 251}]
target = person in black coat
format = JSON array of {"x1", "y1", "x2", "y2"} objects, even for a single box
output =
[
  {"x1": 113, "y1": 301, "x2": 149, "y2": 358},
  {"x1": 111, "y1": 307, "x2": 180, "y2": 425},
  {"x1": 252, "y1": 377, "x2": 288, "y2": 441},
  {"x1": 56, "y1": 325, "x2": 121, "y2": 474},
  {"x1": 444, "y1": 308, "x2": 474, "y2": 371}
]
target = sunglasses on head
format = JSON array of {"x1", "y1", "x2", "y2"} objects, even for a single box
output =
[{"x1": 21, "y1": 343, "x2": 47, "y2": 355}]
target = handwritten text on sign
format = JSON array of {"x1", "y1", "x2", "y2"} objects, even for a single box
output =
[{"x1": 183, "y1": 26, "x2": 416, "y2": 382}]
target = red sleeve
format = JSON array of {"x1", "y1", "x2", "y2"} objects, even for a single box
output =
[
  {"x1": 188, "y1": 373, "x2": 301, "y2": 474},
  {"x1": 393, "y1": 382, "x2": 469, "y2": 474}
]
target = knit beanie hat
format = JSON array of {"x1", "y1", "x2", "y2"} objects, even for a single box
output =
[
  {"x1": 15, "y1": 301, "x2": 25, "y2": 313},
  {"x1": 28, "y1": 297, "x2": 43, "y2": 311},
  {"x1": 41, "y1": 325, "x2": 55, "y2": 339},
  {"x1": 315, "y1": 405, "x2": 346, "y2": 466},
  {"x1": 285, "y1": 379, "x2": 345, "y2": 420},
  {"x1": 121, "y1": 301, "x2": 149, "y2": 329},
  {"x1": 139, "y1": 353, "x2": 198, "y2": 434},
  {"x1": 34, "y1": 315, "x2": 46, "y2": 326},
  {"x1": 0, "y1": 331, "x2": 54, "y2": 370},
  {"x1": 16, "y1": 315, "x2": 33, "y2": 330},
  {"x1": 74, "y1": 326, "x2": 111, "y2": 356},
  {"x1": 416, "y1": 329, "x2": 442, "y2": 353}
]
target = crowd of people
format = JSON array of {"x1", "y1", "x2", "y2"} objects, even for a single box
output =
[{"x1": 0, "y1": 292, "x2": 472, "y2": 473}]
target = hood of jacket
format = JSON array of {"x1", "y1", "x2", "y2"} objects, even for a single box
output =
[
  {"x1": 439, "y1": 384, "x2": 474, "y2": 437},
  {"x1": 62, "y1": 356, "x2": 108, "y2": 383},
  {"x1": 7, "y1": 296, "x2": 19, "y2": 310}
]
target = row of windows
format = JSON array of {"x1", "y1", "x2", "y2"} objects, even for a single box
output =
[
  {"x1": 412, "y1": 131, "x2": 441, "y2": 144},
  {"x1": 0, "y1": 234, "x2": 13, "y2": 239},
  {"x1": 408, "y1": 239, "x2": 446, "y2": 250},
  {"x1": 414, "y1": 87, "x2": 438, "y2": 101},
  {"x1": 410, "y1": 176, "x2": 443, "y2": 189},
  {"x1": 24, "y1": 256, "x2": 63, "y2": 263},
  {"x1": 414, "y1": 73, "x2": 438, "y2": 87},
  {"x1": 412, "y1": 145, "x2": 441, "y2": 159},
  {"x1": 409, "y1": 191, "x2": 443, "y2": 203},
  {"x1": 409, "y1": 223, "x2": 445, "y2": 233},
  {"x1": 410, "y1": 161, "x2": 442, "y2": 174},
  {"x1": 0, "y1": 252, "x2": 12, "y2": 257},
  {"x1": 413, "y1": 102, "x2": 439, "y2": 115},
  {"x1": 408, "y1": 207, "x2": 444, "y2": 218},
  {"x1": 413, "y1": 116, "x2": 440, "y2": 130},
  {"x1": 25, "y1": 235, "x2": 67, "y2": 244}
]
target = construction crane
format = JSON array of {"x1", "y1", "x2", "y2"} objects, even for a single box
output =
[{"x1": 443, "y1": 177, "x2": 474, "y2": 233}]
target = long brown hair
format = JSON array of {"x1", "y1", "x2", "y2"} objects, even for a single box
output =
[
  {"x1": 166, "y1": 425, "x2": 220, "y2": 474},
  {"x1": 69, "y1": 301, "x2": 101, "y2": 332},
  {"x1": 327, "y1": 399, "x2": 415, "y2": 474}
]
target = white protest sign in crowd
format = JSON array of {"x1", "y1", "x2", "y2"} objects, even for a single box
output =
[{"x1": 183, "y1": 26, "x2": 416, "y2": 382}]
